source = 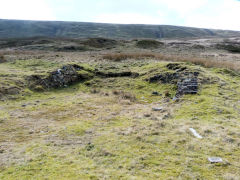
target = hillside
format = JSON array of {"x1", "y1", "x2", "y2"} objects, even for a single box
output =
[
  {"x1": 1, "y1": 19, "x2": 240, "y2": 39},
  {"x1": 1, "y1": 27, "x2": 240, "y2": 178}
]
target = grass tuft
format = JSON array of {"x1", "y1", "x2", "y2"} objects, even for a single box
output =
[{"x1": 112, "y1": 90, "x2": 137, "y2": 102}]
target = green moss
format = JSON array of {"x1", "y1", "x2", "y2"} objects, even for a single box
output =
[{"x1": 61, "y1": 121, "x2": 93, "y2": 136}]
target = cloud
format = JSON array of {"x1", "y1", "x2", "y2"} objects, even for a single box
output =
[
  {"x1": 93, "y1": 12, "x2": 166, "y2": 24},
  {"x1": 92, "y1": 0, "x2": 240, "y2": 30},
  {"x1": 0, "y1": 0, "x2": 240, "y2": 30},
  {"x1": 0, "y1": 0, "x2": 56, "y2": 20},
  {"x1": 185, "y1": 0, "x2": 240, "y2": 30}
]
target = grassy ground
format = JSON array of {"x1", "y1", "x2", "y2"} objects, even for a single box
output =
[{"x1": 0, "y1": 58, "x2": 240, "y2": 179}]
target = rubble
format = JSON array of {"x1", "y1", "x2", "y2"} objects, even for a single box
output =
[
  {"x1": 28, "y1": 64, "x2": 93, "y2": 90},
  {"x1": 149, "y1": 72, "x2": 180, "y2": 83},
  {"x1": 149, "y1": 64, "x2": 199, "y2": 97}
]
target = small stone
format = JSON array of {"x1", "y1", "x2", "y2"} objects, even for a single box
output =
[
  {"x1": 189, "y1": 128, "x2": 203, "y2": 139},
  {"x1": 144, "y1": 114, "x2": 151, "y2": 117},
  {"x1": 21, "y1": 104, "x2": 27, "y2": 107},
  {"x1": 208, "y1": 157, "x2": 223, "y2": 163},
  {"x1": 163, "y1": 113, "x2": 171, "y2": 119},
  {"x1": 152, "y1": 91, "x2": 159, "y2": 95},
  {"x1": 152, "y1": 107, "x2": 163, "y2": 111}
]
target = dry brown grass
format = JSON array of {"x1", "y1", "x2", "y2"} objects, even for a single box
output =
[
  {"x1": 112, "y1": 90, "x2": 137, "y2": 102},
  {"x1": 103, "y1": 52, "x2": 240, "y2": 71}
]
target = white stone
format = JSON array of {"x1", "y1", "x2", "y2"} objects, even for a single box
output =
[
  {"x1": 189, "y1": 128, "x2": 203, "y2": 139},
  {"x1": 208, "y1": 157, "x2": 223, "y2": 163}
]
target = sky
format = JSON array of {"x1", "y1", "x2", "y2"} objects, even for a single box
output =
[{"x1": 0, "y1": 0, "x2": 240, "y2": 30}]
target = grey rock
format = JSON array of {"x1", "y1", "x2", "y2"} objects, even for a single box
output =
[
  {"x1": 152, "y1": 91, "x2": 159, "y2": 95},
  {"x1": 144, "y1": 114, "x2": 151, "y2": 117},
  {"x1": 152, "y1": 107, "x2": 163, "y2": 111}
]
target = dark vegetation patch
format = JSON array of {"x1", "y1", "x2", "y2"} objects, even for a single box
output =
[
  {"x1": 0, "y1": 38, "x2": 54, "y2": 48},
  {"x1": 0, "y1": 37, "x2": 90, "y2": 51},
  {"x1": 136, "y1": 39, "x2": 164, "y2": 49},
  {"x1": 168, "y1": 42, "x2": 191, "y2": 46},
  {"x1": 56, "y1": 45, "x2": 88, "y2": 52},
  {"x1": 192, "y1": 44, "x2": 205, "y2": 49},
  {"x1": 216, "y1": 41, "x2": 240, "y2": 53},
  {"x1": 0, "y1": 54, "x2": 6, "y2": 63},
  {"x1": 96, "y1": 71, "x2": 139, "y2": 78},
  {"x1": 83, "y1": 38, "x2": 117, "y2": 48},
  {"x1": 102, "y1": 53, "x2": 156, "y2": 61}
]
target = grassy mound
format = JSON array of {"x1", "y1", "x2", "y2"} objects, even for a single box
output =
[
  {"x1": 136, "y1": 39, "x2": 164, "y2": 49},
  {"x1": 83, "y1": 38, "x2": 117, "y2": 48}
]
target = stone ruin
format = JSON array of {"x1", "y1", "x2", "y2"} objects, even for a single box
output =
[
  {"x1": 28, "y1": 64, "x2": 138, "y2": 91},
  {"x1": 176, "y1": 72, "x2": 199, "y2": 96},
  {"x1": 28, "y1": 64, "x2": 89, "y2": 90},
  {"x1": 148, "y1": 63, "x2": 199, "y2": 97}
]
